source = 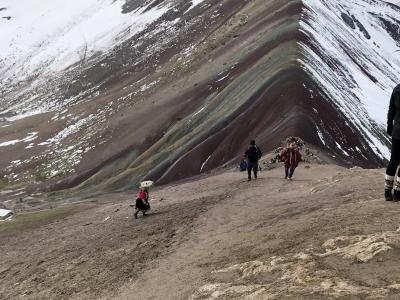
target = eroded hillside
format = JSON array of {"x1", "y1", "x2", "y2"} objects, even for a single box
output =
[{"x1": 0, "y1": 0, "x2": 399, "y2": 198}]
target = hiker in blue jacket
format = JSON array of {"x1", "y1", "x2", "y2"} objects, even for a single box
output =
[
  {"x1": 244, "y1": 140, "x2": 262, "y2": 181},
  {"x1": 239, "y1": 155, "x2": 247, "y2": 172}
]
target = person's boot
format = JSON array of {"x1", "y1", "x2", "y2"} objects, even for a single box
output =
[
  {"x1": 393, "y1": 176, "x2": 400, "y2": 202},
  {"x1": 385, "y1": 175, "x2": 394, "y2": 201},
  {"x1": 134, "y1": 210, "x2": 139, "y2": 219},
  {"x1": 393, "y1": 190, "x2": 400, "y2": 202},
  {"x1": 385, "y1": 189, "x2": 393, "y2": 201}
]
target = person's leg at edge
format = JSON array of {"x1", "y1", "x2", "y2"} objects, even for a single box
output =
[
  {"x1": 288, "y1": 168, "x2": 295, "y2": 180},
  {"x1": 254, "y1": 162, "x2": 258, "y2": 179},
  {"x1": 386, "y1": 138, "x2": 400, "y2": 201},
  {"x1": 395, "y1": 167, "x2": 400, "y2": 201},
  {"x1": 285, "y1": 168, "x2": 289, "y2": 179},
  {"x1": 247, "y1": 162, "x2": 252, "y2": 181}
]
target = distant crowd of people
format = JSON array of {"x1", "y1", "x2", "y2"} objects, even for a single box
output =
[
  {"x1": 133, "y1": 139, "x2": 303, "y2": 219},
  {"x1": 240, "y1": 83, "x2": 400, "y2": 203},
  {"x1": 133, "y1": 83, "x2": 400, "y2": 219},
  {"x1": 240, "y1": 138, "x2": 302, "y2": 181}
]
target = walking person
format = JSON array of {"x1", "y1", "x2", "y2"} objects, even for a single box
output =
[
  {"x1": 239, "y1": 155, "x2": 247, "y2": 172},
  {"x1": 385, "y1": 84, "x2": 400, "y2": 201},
  {"x1": 134, "y1": 181, "x2": 153, "y2": 218},
  {"x1": 280, "y1": 142, "x2": 302, "y2": 180},
  {"x1": 244, "y1": 140, "x2": 262, "y2": 181}
]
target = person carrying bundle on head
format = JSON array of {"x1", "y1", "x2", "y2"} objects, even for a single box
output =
[{"x1": 134, "y1": 181, "x2": 153, "y2": 219}]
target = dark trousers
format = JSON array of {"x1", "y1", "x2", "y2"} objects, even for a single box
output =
[
  {"x1": 386, "y1": 138, "x2": 400, "y2": 176},
  {"x1": 136, "y1": 198, "x2": 150, "y2": 211},
  {"x1": 247, "y1": 161, "x2": 258, "y2": 179}
]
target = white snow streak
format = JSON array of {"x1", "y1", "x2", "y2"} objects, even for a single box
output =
[
  {"x1": 0, "y1": 132, "x2": 38, "y2": 147},
  {"x1": 187, "y1": 0, "x2": 207, "y2": 13},
  {"x1": 200, "y1": 155, "x2": 212, "y2": 173}
]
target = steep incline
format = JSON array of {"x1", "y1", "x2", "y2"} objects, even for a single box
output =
[
  {"x1": 0, "y1": 0, "x2": 398, "y2": 197},
  {"x1": 300, "y1": 0, "x2": 400, "y2": 161}
]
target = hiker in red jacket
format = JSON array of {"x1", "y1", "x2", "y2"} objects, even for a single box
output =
[
  {"x1": 134, "y1": 184, "x2": 151, "y2": 219},
  {"x1": 281, "y1": 142, "x2": 302, "y2": 180}
]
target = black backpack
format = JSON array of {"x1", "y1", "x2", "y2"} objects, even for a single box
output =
[{"x1": 246, "y1": 146, "x2": 261, "y2": 161}]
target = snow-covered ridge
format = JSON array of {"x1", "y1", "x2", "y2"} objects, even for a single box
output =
[
  {"x1": 300, "y1": 0, "x2": 400, "y2": 159},
  {"x1": 0, "y1": 0, "x2": 168, "y2": 81},
  {"x1": 0, "y1": 0, "x2": 208, "y2": 122},
  {"x1": 0, "y1": 0, "x2": 210, "y2": 184}
]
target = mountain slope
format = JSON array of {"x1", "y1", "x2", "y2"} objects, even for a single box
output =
[
  {"x1": 0, "y1": 0, "x2": 399, "y2": 196},
  {"x1": 300, "y1": 0, "x2": 400, "y2": 160}
]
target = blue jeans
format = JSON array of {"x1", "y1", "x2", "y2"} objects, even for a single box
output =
[{"x1": 285, "y1": 168, "x2": 295, "y2": 178}]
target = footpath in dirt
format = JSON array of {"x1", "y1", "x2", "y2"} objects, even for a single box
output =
[{"x1": 1, "y1": 164, "x2": 400, "y2": 299}]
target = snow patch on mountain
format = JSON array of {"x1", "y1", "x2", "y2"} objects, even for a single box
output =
[
  {"x1": 0, "y1": 0, "x2": 210, "y2": 124},
  {"x1": 0, "y1": 0, "x2": 168, "y2": 81},
  {"x1": 0, "y1": 132, "x2": 38, "y2": 147},
  {"x1": 38, "y1": 114, "x2": 96, "y2": 146},
  {"x1": 300, "y1": 0, "x2": 400, "y2": 159},
  {"x1": 187, "y1": 0, "x2": 207, "y2": 12}
]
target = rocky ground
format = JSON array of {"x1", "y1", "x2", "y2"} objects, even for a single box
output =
[{"x1": 1, "y1": 162, "x2": 400, "y2": 299}]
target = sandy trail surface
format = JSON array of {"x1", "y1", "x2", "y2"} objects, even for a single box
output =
[{"x1": 2, "y1": 164, "x2": 400, "y2": 299}]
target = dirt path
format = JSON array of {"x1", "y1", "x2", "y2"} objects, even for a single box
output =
[{"x1": 2, "y1": 164, "x2": 400, "y2": 299}]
